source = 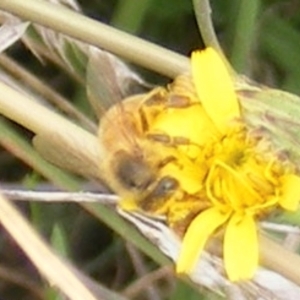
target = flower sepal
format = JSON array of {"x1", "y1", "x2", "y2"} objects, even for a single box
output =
[{"x1": 238, "y1": 81, "x2": 300, "y2": 169}]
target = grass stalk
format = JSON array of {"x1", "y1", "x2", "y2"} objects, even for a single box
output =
[{"x1": 0, "y1": 0, "x2": 189, "y2": 78}]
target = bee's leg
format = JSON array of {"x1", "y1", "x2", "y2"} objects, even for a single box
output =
[
  {"x1": 138, "y1": 88, "x2": 169, "y2": 132},
  {"x1": 143, "y1": 87, "x2": 169, "y2": 107},
  {"x1": 147, "y1": 133, "x2": 199, "y2": 149},
  {"x1": 146, "y1": 133, "x2": 171, "y2": 144},
  {"x1": 167, "y1": 94, "x2": 192, "y2": 108}
]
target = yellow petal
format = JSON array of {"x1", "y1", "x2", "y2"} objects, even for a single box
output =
[
  {"x1": 191, "y1": 48, "x2": 240, "y2": 133},
  {"x1": 176, "y1": 207, "x2": 230, "y2": 274},
  {"x1": 150, "y1": 104, "x2": 219, "y2": 146},
  {"x1": 279, "y1": 174, "x2": 300, "y2": 211},
  {"x1": 224, "y1": 213, "x2": 258, "y2": 281}
]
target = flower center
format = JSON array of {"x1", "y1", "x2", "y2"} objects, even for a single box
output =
[{"x1": 203, "y1": 126, "x2": 282, "y2": 217}]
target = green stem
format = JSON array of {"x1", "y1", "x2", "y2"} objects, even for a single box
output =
[
  {"x1": 0, "y1": 0, "x2": 189, "y2": 78},
  {"x1": 192, "y1": 0, "x2": 235, "y2": 75},
  {"x1": 192, "y1": 0, "x2": 222, "y2": 53}
]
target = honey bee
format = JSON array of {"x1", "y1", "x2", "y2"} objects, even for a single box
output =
[
  {"x1": 34, "y1": 48, "x2": 208, "y2": 236},
  {"x1": 86, "y1": 48, "x2": 209, "y2": 236}
]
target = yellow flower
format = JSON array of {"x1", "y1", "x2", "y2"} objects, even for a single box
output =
[
  {"x1": 172, "y1": 48, "x2": 300, "y2": 281},
  {"x1": 118, "y1": 46, "x2": 300, "y2": 281}
]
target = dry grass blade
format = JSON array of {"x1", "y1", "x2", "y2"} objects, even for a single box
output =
[
  {"x1": 48, "y1": 0, "x2": 81, "y2": 12},
  {"x1": 0, "y1": 192, "x2": 102, "y2": 300},
  {"x1": 122, "y1": 266, "x2": 173, "y2": 299},
  {"x1": 125, "y1": 242, "x2": 161, "y2": 300},
  {"x1": 0, "y1": 18, "x2": 29, "y2": 52},
  {"x1": 1, "y1": 189, "x2": 118, "y2": 204},
  {"x1": 0, "y1": 53, "x2": 96, "y2": 132},
  {"x1": 0, "y1": 80, "x2": 102, "y2": 181},
  {"x1": 119, "y1": 211, "x2": 300, "y2": 300}
]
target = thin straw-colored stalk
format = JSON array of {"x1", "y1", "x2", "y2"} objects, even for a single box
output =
[
  {"x1": 125, "y1": 243, "x2": 161, "y2": 299},
  {"x1": 1, "y1": 190, "x2": 118, "y2": 204},
  {"x1": 0, "y1": 54, "x2": 96, "y2": 132},
  {"x1": 259, "y1": 234, "x2": 300, "y2": 287},
  {"x1": 122, "y1": 266, "x2": 172, "y2": 299},
  {"x1": 0, "y1": 0, "x2": 189, "y2": 78},
  {"x1": 0, "y1": 81, "x2": 89, "y2": 137},
  {"x1": 0, "y1": 192, "x2": 99, "y2": 300},
  {"x1": 0, "y1": 80, "x2": 100, "y2": 180}
]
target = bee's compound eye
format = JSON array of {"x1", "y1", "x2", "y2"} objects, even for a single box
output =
[
  {"x1": 151, "y1": 176, "x2": 179, "y2": 198},
  {"x1": 139, "y1": 176, "x2": 179, "y2": 211}
]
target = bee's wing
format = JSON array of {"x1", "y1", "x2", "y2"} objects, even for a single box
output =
[
  {"x1": 86, "y1": 47, "x2": 152, "y2": 119},
  {"x1": 33, "y1": 48, "x2": 151, "y2": 182},
  {"x1": 33, "y1": 124, "x2": 102, "y2": 182}
]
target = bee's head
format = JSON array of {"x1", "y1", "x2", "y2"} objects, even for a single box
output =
[{"x1": 112, "y1": 149, "x2": 179, "y2": 213}]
